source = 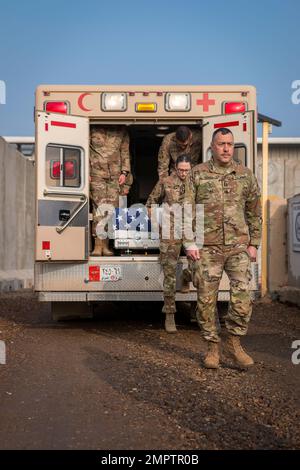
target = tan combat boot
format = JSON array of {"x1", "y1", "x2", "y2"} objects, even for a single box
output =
[
  {"x1": 224, "y1": 335, "x2": 254, "y2": 368},
  {"x1": 203, "y1": 342, "x2": 220, "y2": 369},
  {"x1": 164, "y1": 313, "x2": 177, "y2": 333},
  {"x1": 91, "y1": 238, "x2": 103, "y2": 256},
  {"x1": 102, "y1": 238, "x2": 114, "y2": 256}
]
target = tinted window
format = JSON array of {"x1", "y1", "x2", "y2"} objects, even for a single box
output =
[{"x1": 46, "y1": 145, "x2": 82, "y2": 188}]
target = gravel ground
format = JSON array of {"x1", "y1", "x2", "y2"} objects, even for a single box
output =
[{"x1": 0, "y1": 291, "x2": 299, "y2": 450}]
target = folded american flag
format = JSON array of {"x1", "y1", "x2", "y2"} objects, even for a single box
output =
[{"x1": 114, "y1": 206, "x2": 152, "y2": 231}]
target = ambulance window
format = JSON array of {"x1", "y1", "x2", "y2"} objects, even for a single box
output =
[
  {"x1": 234, "y1": 145, "x2": 246, "y2": 166},
  {"x1": 46, "y1": 145, "x2": 82, "y2": 188},
  {"x1": 63, "y1": 148, "x2": 81, "y2": 187}
]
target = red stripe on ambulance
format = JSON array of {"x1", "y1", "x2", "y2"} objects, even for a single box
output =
[
  {"x1": 51, "y1": 121, "x2": 77, "y2": 129},
  {"x1": 214, "y1": 121, "x2": 239, "y2": 129}
]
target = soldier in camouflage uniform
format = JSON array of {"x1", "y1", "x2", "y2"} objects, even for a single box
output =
[
  {"x1": 158, "y1": 126, "x2": 201, "y2": 292},
  {"x1": 90, "y1": 126, "x2": 131, "y2": 256},
  {"x1": 157, "y1": 126, "x2": 202, "y2": 180},
  {"x1": 146, "y1": 155, "x2": 195, "y2": 333},
  {"x1": 187, "y1": 128, "x2": 262, "y2": 368}
]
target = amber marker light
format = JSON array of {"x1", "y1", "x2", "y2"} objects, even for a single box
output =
[{"x1": 135, "y1": 103, "x2": 157, "y2": 112}]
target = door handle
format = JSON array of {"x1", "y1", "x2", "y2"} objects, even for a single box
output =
[
  {"x1": 56, "y1": 196, "x2": 88, "y2": 234},
  {"x1": 43, "y1": 190, "x2": 86, "y2": 200},
  {"x1": 43, "y1": 190, "x2": 88, "y2": 234}
]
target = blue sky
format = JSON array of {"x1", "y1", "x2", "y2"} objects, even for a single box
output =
[{"x1": 0, "y1": 0, "x2": 299, "y2": 136}]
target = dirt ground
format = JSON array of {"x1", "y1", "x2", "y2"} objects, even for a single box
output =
[{"x1": 0, "y1": 291, "x2": 299, "y2": 450}]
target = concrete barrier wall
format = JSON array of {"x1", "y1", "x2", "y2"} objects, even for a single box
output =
[{"x1": 0, "y1": 137, "x2": 34, "y2": 289}]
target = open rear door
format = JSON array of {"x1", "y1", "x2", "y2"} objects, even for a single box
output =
[
  {"x1": 202, "y1": 111, "x2": 255, "y2": 170},
  {"x1": 202, "y1": 111, "x2": 259, "y2": 292},
  {"x1": 35, "y1": 112, "x2": 89, "y2": 261}
]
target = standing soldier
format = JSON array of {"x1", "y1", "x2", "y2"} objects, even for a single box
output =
[
  {"x1": 146, "y1": 155, "x2": 195, "y2": 333},
  {"x1": 157, "y1": 126, "x2": 202, "y2": 181},
  {"x1": 187, "y1": 128, "x2": 262, "y2": 369},
  {"x1": 90, "y1": 126, "x2": 131, "y2": 256}
]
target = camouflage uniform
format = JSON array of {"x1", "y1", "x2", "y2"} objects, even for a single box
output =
[
  {"x1": 90, "y1": 126, "x2": 131, "y2": 237},
  {"x1": 146, "y1": 173, "x2": 195, "y2": 313},
  {"x1": 192, "y1": 158, "x2": 262, "y2": 342},
  {"x1": 157, "y1": 129, "x2": 202, "y2": 180}
]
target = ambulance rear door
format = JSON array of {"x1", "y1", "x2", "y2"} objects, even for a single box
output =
[
  {"x1": 202, "y1": 111, "x2": 255, "y2": 170},
  {"x1": 35, "y1": 112, "x2": 90, "y2": 261}
]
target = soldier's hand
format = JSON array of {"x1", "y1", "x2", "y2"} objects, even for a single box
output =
[
  {"x1": 247, "y1": 245, "x2": 257, "y2": 262},
  {"x1": 119, "y1": 174, "x2": 126, "y2": 186},
  {"x1": 186, "y1": 248, "x2": 200, "y2": 261}
]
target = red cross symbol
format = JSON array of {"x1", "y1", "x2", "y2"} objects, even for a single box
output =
[{"x1": 196, "y1": 93, "x2": 215, "y2": 112}]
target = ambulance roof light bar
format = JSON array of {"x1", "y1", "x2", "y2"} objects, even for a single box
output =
[
  {"x1": 101, "y1": 93, "x2": 127, "y2": 111},
  {"x1": 165, "y1": 93, "x2": 191, "y2": 111}
]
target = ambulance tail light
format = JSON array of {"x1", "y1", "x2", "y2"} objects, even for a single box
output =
[
  {"x1": 51, "y1": 161, "x2": 61, "y2": 179},
  {"x1": 224, "y1": 102, "x2": 246, "y2": 114},
  {"x1": 45, "y1": 101, "x2": 68, "y2": 114},
  {"x1": 101, "y1": 93, "x2": 127, "y2": 111},
  {"x1": 51, "y1": 160, "x2": 75, "y2": 179},
  {"x1": 64, "y1": 161, "x2": 76, "y2": 178},
  {"x1": 165, "y1": 93, "x2": 191, "y2": 111}
]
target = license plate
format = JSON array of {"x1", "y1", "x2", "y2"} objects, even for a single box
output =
[{"x1": 100, "y1": 265, "x2": 122, "y2": 281}]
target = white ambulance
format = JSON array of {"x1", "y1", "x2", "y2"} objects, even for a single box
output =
[{"x1": 34, "y1": 85, "x2": 259, "y2": 319}]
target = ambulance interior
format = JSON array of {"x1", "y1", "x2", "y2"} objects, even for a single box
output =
[
  {"x1": 89, "y1": 123, "x2": 246, "y2": 206},
  {"x1": 89, "y1": 123, "x2": 194, "y2": 254},
  {"x1": 127, "y1": 124, "x2": 200, "y2": 205},
  {"x1": 89, "y1": 123, "x2": 246, "y2": 254}
]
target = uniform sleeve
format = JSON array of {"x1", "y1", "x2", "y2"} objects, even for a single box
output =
[
  {"x1": 119, "y1": 172, "x2": 133, "y2": 196},
  {"x1": 182, "y1": 220, "x2": 198, "y2": 251},
  {"x1": 146, "y1": 181, "x2": 164, "y2": 207},
  {"x1": 157, "y1": 135, "x2": 171, "y2": 180},
  {"x1": 182, "y1": 174, "x2": 198, "y2": 250},
  {"x1": 120, "y1": 129, "x2": 131, "y2": 173},
  {"x1": 245, "y1": 173, "x2": 262, "y2": 247}
]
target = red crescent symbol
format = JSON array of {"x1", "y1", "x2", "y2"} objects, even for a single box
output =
[{"x1": 78, "y1": 93, "x2": 92, "y2": 112}]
